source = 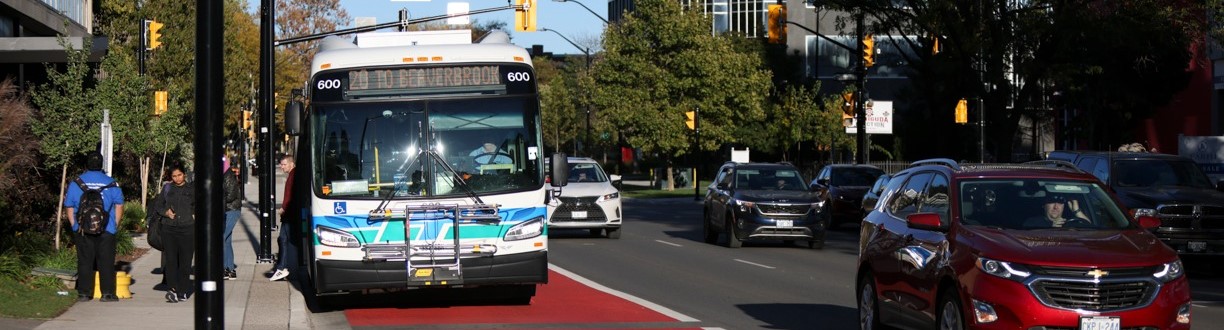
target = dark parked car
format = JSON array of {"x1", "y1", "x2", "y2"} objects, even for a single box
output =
[
  {"x1": 858, "y1": 159, "x2": 1189, "y2": 329},
  {"x1": 1048, "y1": 150, "x2": 1224, "y2": 255},
  {"x1": 703, "y1": 162, "x2": 828, "y2": 248},
  {"x1": 810, "y1": 164, "x2": 885, "y2": 228}
]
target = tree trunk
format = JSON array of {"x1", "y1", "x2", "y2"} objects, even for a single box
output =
[
  {"x1": 54, "y1": 164, "x2": 67, "y2": 251},
  {"x1": 666, "y1": 165, "x2": 674, "y2": 192},
  {"x1": 140, "y1": 156, "x2": 150, "y2": 210}
]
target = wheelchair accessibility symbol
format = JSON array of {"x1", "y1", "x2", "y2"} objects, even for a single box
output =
[{"x1": 334, "y1": 202, "x2": 347, "y2": 215}]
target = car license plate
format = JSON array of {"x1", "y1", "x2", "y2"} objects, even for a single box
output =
[
  {"x1": 1189, "y1": 241, "x2": 1207, "y2": 252},
  {"x1": 1079, "y1": 316, "x2": 1120, "y2": 330},
  {"x1": 777, "y1": 220, "x2": 793, "y2": 228},
  {"x1": 571, "y1": 211, "x2": 587, "y2": 219}
]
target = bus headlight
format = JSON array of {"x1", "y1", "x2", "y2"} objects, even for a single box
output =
[
  {"x1": 317, "y1": 226, "x2": 360, "y2": 247},
  {"x1": 505, "y1": 217, "x2": 544, "y2": 241}
]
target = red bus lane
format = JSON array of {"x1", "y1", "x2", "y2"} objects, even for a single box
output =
[{"x1": 345, "y1": 267, "x2": 705, "y2": 329}]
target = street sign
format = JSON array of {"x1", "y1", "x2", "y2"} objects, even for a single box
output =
[{"x1": 845, "y1": 100, "x2": 893, "y2": 135}]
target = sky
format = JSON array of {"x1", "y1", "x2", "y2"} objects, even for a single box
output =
[{"x1": 269, "y1": 0, "x2": 609, "y2": 55}]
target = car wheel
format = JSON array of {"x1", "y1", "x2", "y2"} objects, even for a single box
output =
[
  {"x1": 725, "y1": 215, "x2": 742, "y2": 248},
  {"x1": 937, "y1": 288, "x2": 965, "y2": 330},
  {"x1": 606, "y1": 227, "x2": 621, "y2": 239},
  {"x1": 703, "y1": 209, "x2": 719, "y2": 244},
  {"x1": 858, "y1": 272, "x2": 882, "y2": 330},
  {"x1": 589, "y1": 229, "x2": 603, "y2": 237}
]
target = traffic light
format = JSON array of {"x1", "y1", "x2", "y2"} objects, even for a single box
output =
[
  {"x1": 767, "y1": 4, "x2": 787, "y2": 44},
  {"x1": 515, "y1": 0, "x2": 537, "y2": 32},
  {"x1": 862, "y1": 34, "x2": 875, "y2": 68},
  {"x1": 242, "y1": 110, "x2": 252, "y2": 130},
  {"x1": 685, "y1": 111, "x2": 696, "y2": 130},
  {"x1": 153, "y1": 90, "x2": 168, "y2": 116},
  {"x1": 147, "y1": 20, "x2": 165, "y2": 50},
  {"x1": 954, "y1": 98, "x2": 969, "y2": 124},
  {"x1": 841, "y1": 92, "x2": 855, "y2": 127},
  {"x1": 931, "y1": 35, "x2": 942, "y2": 55}
]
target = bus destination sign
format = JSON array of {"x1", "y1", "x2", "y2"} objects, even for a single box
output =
[{"x1": 348, "y1": 65, "x2": 501, "y2": 91}]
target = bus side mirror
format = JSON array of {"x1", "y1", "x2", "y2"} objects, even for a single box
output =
[
  {"x1": 551, "y1": 153, "x2": 568, "y2": 187},
  {"x1": 285, "y1": 101, "x2": 302, "y2": 136}
]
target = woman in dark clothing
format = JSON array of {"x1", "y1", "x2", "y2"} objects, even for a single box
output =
[{"x1": 152, "y1": 166, "x2": 194, "y2": 303}]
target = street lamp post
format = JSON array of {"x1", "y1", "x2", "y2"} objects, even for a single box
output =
[
  {"x1": 540, "y1": 27, "x2": 593, "y2": 157},
  {"x1": 550, "y1": 0, "x2": 609, "y2": 24}
]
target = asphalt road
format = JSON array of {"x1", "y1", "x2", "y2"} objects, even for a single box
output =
[{"x1": 549, "y1": 197, "x2": 864, "y2": 329}]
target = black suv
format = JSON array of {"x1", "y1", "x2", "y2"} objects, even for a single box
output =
[
  {"x1": 1048, "y1": 151, "x2": 1224, "y2": 255},
  {"x1": 810, "y1": 164, "x2": 885, "y2": 228},
  {"x1": 702, "y1": 162, "x2": 828, "y2": 248}
]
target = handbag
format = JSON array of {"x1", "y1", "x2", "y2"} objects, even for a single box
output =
[{"x1": 147, "y1": 183, "x2": 170, "y2": 250}]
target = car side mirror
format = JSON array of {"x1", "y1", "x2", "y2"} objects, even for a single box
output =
[
  {"x1": 609, "y1": 174, "x2": 622, "y2": 188},
  {"x1": 862, "y1": 197, "x2": 878, "y2": 211},
  {"x1": 817, "y1": 178, "x2": 829, "y2": 186},
  {"x1": 715, "y1": 183, "x2": 729, "y2": 190},
  {"x1": 906, "y1": 212, "x2": 947, "y2": 232},
  {"x1": 1136, "y1": 215, "x2": 1161, "y2": 230}
]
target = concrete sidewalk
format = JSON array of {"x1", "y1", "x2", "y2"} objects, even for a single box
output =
[{"x1": 35, "y1": 175, "x2": 313, "y2": 330}]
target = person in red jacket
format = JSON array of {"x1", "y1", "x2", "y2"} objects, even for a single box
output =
[{"x1": 270, "y1": 155, "x2": 296, "y2": 281}]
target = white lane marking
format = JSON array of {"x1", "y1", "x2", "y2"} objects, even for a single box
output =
[
  {"x1": 655, "y1": 239, "x2": 682, "y2": 247},
  {"x1": 1194, "y1": 304, "x2": 1206, "y2": 307},
  {"x1": 734, "y1": 259, "x2": 776, "y2": 269},
  {"x1": 549, "y1": 264, "x2": 700, "y2": 322}
]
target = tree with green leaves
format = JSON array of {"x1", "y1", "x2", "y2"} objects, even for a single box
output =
[
  {"x1": 30, "y1": 36, "x2": 97, "y2": 249},
  {"x1": 534, "y1": 56, "x2": 582, "y2": 155},
  {"x1": 821, "y1": 0, "x2": 1204, "y2": 160},
  {"x1": 592, "y1": 0, "x2": 771, "y2": 189}
]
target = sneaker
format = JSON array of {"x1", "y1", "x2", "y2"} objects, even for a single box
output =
[
  {"x1": 177, "y1": 292, "x2": 190, "y2": 301},
  {"x1": 99, "y1": 294, "x2": 119, "y2": 302},
  {"x1": 165, "y1": 291, "x2": 180, "y2": 303},
  {"x1": 224, "y1": 269, "x2": 235, "y2": 280},
  {"x1": 269, "y1": 268, "x2": 289, "y2": 281},
  {"x1": 76, "y1": 294, "x2": 92, "y2": 302}
]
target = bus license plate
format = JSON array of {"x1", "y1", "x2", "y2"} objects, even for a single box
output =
[
  {"x1": 1189, "y1": 241, "x2": 1207, "y2": 252},
  {"x1": 777, "y1": 220, "x2": 793, "y2": 228},
  {"x1": 571, "y1": 211, "x2": 587, "y2": 219},
  {"x1": 1080, "y1": 316, "x2": 1119, "y2": 330}
]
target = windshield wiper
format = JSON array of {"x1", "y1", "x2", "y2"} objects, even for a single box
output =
[{"x1": 368, "y1": 148, "x2": 488, "y2": 221}]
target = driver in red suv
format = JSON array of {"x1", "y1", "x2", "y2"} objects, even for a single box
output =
[{"x1": 857, "y1": 159, "x2": 1191, "y2": 330}]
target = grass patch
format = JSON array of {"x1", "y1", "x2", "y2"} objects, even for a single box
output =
[
  {"x1": 0, "y1": 276, "x2": 74, "y2": 319},
  {"x1": 620, "y1": 181, "x2": 706, "y2": 199}
]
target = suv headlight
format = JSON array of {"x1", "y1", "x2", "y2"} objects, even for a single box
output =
[
  {"x1": 735, "y1": 200, "x2": 756, "y2": 213},
  {"x1": 317, "y1": 226, "x2": 360, "y2": 247},
  {"x1": 1154, "y1": 260, "x2": 1184, "y2": 283},
  {"x1": 977, "y1": 257, "x2": 1031, "y2": 281},
  {"x1": 505, "y1": 217, "x2": 545, "y2": 241},
  {"x1": 599, "y1": 192, "x2": 620, "y2": 202}
]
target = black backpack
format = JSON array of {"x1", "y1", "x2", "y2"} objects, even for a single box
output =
[{"x1": 74, "y1": 178, "x2": 116, "y2": 235}]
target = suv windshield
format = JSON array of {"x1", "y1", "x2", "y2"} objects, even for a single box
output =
[
  {"x1": 568, "y1": 162, "x2": 609, "y2": 183},
  {"x1": 735, "y1": 167, "x2": 808, "y2": 191},
  {"x1": 958, "y1": 179, "x2": 1132, "y2": 230},
  {"x1": 833, "y1": 167, "x2": 885, "y2": 186},
  {"x1": 1112, "y1": 159, "x2": 1214, "y2": 189}
]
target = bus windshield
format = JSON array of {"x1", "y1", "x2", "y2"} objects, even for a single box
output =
[{"x1": 311, "y1": 95, "x2": 541, "y2": 198}]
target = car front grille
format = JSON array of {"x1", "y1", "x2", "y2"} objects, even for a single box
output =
[
  {"x1": 1030, "y1": 279, "x2": 1156, "y2": 311},
  {"x1": 756, "y1": 203, "x2": 811, "y2": 215},
  {"x1": 1156, "y1": 204, "x2": 1224, "y2": 230},
  {"x1": 553, "y1": 197, "x2": 607, "y2": 222}
]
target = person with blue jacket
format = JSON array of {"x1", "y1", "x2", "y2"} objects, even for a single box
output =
[{"x1": 64, "y1": 152, "x2": 124, "y2": 302}]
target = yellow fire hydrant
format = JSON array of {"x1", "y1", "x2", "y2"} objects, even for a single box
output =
[{"x1": 92, "y1": 271, "x2": 133, "y2": 299}]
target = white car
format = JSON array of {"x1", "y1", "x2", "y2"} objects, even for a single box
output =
[{"x1": 546, "y1": 157, "x2": 623, "y2": 238}]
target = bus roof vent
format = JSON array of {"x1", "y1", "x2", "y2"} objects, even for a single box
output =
[
  {"x1": 477, "y1": 30, "x2": 511, "y2": 44},
  {"x1": 318, "y1": 36, "x2": 358, "y2": 52}
]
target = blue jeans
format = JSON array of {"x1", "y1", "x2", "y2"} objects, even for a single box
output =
[
  {"x1": 223, "y1": 210, "x2": 239, "y2": 270},
  {"x1": 274, "y1": 223, "x2": 296, "y2": 270}
]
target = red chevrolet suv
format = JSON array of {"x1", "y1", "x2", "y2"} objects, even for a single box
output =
[{"x1": 857, "y1": 159, "x2": 1191, "y2": 330}]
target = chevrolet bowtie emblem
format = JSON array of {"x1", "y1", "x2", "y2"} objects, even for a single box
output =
[{"x1": 1086, "y1": 269, "x2": 1109, "y2": 279}]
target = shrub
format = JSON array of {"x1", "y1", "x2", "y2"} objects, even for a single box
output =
[
  {"x1": 0, "y1": 252, "x2": 25, "y2": 280},
  {"x1": 37, "y1": 248, "x2": 76, "y2": 272},
  {"x1": 121, "y1": 201, "x2": 146, "y2": 233},
  {"x1": 114, "y1": 228, "x2": 134, "y2": 257}
]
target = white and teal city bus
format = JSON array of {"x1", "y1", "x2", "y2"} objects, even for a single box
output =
[{"x1": 283, "y1": 30, "x2": 567, "y2": 303}]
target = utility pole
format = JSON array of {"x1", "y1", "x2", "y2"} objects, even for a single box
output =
[
  {"x1": 693, "y1": 107, "x2": 700, "y2": 201},
  {"x1": 854, "y1": 11, "x2": 867, "y2": 165},
  {"x1": 257, "y1": 0, "x2": 276, "y2": 263},
  {"x1": 194, "y1": 0, "x2": 224, "y2": 326}
]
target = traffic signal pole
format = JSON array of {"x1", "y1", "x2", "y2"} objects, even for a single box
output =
[
  {"x1": 194, "y1": 0, "x2": 224, "y2": 326},
  {"x1": 257, "y1": 0, "x2": 275, "y2": 264},
  {"x1": 854, "y1": 12, "x2": 867, "y2": 165}
]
